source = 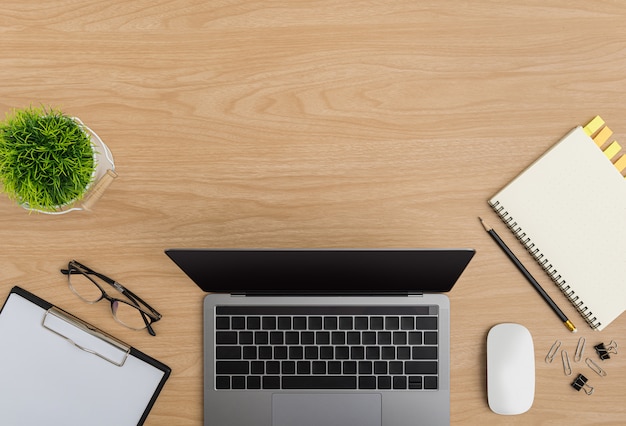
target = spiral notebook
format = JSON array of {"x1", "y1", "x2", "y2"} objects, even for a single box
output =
[{"x1": 488, "y1": 116, "x2": 626, "y2": 331}]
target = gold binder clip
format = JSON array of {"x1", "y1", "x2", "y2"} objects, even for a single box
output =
[
  {"x1": 571, "y1": 373, "x2": 594, "y2": 395},
  {"x1": 574, "y1": 337, "x2": 585, "y2": 362},
  {"x1": 585, "y1": 358, "x2": 607, "y2": 377},
  {"x1": 546, "y1": 340, "x2": 561, "y2": 363}
]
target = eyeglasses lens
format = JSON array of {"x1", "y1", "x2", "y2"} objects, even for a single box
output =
[
  {"x1": 68, "y1": 269, "x2": 103, "y2": 303},
  {"x1": 112, "y1": 300, "x2": 149, "y2": 330}
]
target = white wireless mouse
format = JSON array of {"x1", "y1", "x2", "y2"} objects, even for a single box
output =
[{"x1": 487, "y1": 323, "x2": 535, "y2": 415}]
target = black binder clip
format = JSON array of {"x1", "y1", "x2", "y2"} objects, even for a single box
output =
[
  {"x1": 594, "y1": 340, "x2": 618, "y2": 360},
  {"x1": 571, "y1": 373, "x2": 594, "y2": 395}
]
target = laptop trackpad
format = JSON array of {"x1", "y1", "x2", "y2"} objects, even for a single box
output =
[{"x1": 272, "y1": 393, "x2": 382, "y2": 426}]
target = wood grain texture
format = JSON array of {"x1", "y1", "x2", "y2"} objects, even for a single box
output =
[{"x1": 1, "y1": 1, "x2": 626, "y2": 424}]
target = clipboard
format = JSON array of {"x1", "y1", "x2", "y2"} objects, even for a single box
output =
[{"x1": 0, "y1": 286, "x2": 171, "y2": 425}]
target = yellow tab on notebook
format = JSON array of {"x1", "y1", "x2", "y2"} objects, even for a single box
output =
[
  {"x1": 593, "y1": 126, "x2": 613, "y2": 147},
  {"x1": 584, "y1": 115, "x2": 605, "y2": 136},
  {"x1": 614, "y1": 155, "x2": 626, "y2": 173},
  {"x1": 603, "y1": 141, "x2": 621, "y2": 160}
]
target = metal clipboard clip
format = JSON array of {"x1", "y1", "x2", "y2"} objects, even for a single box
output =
[{"x1": 42, "y1": 307, "x2": 130, "y2": 367}]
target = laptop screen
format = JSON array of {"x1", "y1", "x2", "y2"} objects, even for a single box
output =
[{"x1": 165, "y1": 249, "x2": 474, "y2": 294}]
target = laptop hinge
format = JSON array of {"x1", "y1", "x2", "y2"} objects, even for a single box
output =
[{"x1": 231, "y1": 292, "x2": 413, "y2": 297}]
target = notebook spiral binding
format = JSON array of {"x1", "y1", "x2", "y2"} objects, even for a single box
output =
[{"x1": 488, "y1": 200, "x2": 601, "y2": 330}]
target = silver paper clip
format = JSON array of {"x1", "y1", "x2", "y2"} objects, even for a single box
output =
[
  {"x1": 585, "y1": 358, "x2": 607, "y2": 377},
  {"x1": 574, "y1": 337, "x2": 585, "y2": 362},
  {"x1": 561, "y1": 350, "x2": 572, "y2": 376},
  {"x1": 546, "y1": 340, "x2": 561, "y2": 363}
]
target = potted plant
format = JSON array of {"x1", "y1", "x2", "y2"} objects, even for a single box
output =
[{"x1": 0, "y1": 106, "x2": 115, "y2": 213}]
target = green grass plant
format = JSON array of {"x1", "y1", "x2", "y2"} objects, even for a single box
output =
[{"x1": 0, "y1": 106, "x2": 95, "y2": 211}]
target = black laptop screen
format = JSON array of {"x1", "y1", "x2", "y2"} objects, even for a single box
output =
[{"x1": 165, "y1": 249, "x2": 474, "y2": 294}]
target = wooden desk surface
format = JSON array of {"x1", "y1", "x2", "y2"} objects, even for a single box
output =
[{"x1": 1, "y1": 1, "x2": 625, "y2": 424}]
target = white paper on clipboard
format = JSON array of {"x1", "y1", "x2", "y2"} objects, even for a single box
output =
[{"x1": 0, "y1": 287, "x2": 170, "y2": 426}]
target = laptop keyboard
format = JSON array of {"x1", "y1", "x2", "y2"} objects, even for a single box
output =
[{"x1": 214, "y1": 306, "x2": 439, "y2": 391}]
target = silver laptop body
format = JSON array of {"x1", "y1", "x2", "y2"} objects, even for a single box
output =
[{"x1": 166, "y1": 249, "x2": 475, "y2": 426}]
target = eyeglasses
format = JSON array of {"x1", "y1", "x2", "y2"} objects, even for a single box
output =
[{"x1": 60, "y1": 260, "x2": 162, "y2": 336}]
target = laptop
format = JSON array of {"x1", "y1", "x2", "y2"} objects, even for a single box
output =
[{"x1": 165, "y1": 248, "x2": 474, "y2": 426}]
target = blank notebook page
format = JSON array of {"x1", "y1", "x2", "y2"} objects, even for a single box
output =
[
  {"x1": 489, "y1": 126, "x2": 626, "y2": 331},
  {"x1": 0, "y1": 292, "x2": 166, "y2": 425}
]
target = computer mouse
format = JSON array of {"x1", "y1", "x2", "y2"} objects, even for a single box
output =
[{"x1": 487, "y1": 323, "x2": 535, "y2": 415}]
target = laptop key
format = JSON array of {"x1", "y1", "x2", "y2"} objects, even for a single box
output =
[
  {"x1": 378, "y1": 376, "x2": 392, "y2": 389},
  {"x1": 312, "y1": 361, "x2": 326, "y2": 374},
  {"x1": 274, "y1": 346, "x2": 288, "y2": 359},
  {"x1": 216, "y1": 376, "x2": 230, "y2": 389},
  {"x1": 216, "y1": 361, "x2": 249, "y2": 375},
  {"x1": 327, "y1": 361, "x2": 341, "y2": 374},
  {"x1": 331, "y1": 331, "x2": 345, "y2": 345},
  {"x1": 239, "y1": 331, "x2": 254, "y2": 345},
  {"x1": 370, "y1": 317, "x2": 384, "y2": 330},
  {"x1": 251, "y1": 361, "x2": 264, "y2": 375},
  {"x1": 416, "y1": 317, "x2": 437, "y2": 330},
  {"x1": 374, "y1": 361, "x2": 387, "y2": 374},
  {"x1": 424, "y1": 376, "x2": 438, "y2": 390},
  {"x1": 354, "y1": 316, "x2": 369, "y2": 330},
  {"x1": 393, "y1": 331, "x2": 407, "y2": 345},
  {"x1": 231, "y1": 316, "x2": 246, "y2": 329},
  {"x1": 215, "y1": 317, "x2": 230, "y2": 330},
  {"x1": 259, "y1": 346, "x2": 273, "y2": 359},
  {"x1": 347, "y1": 331, "x2": 360, "y2": 345},
  {"x1": 293, "y1": 317, "x2": 307, "y2": 330},
  {"x1": 424, "y1": 331, "x2": 438, "y2": 345},
  {"x1": 389, "y1": 361, "x2": 403, "y2": 374},
  {"x1": 301, "y1": 332, "x2": 315, "y2": 345},
  {"x1": 324, "y1": 317, "x2": 338, "y2": 330},
  {"x1": 232, "y1": 376, "x2": 246, "y2": 389},
  {"x1": 309, "y1": 317, "x2": 323, "y2": 330},
  {"x1": 216, "y1": 331, "x2": 237, "y2": 344},
  {"x1": 242, "y1": 346, "x2": 257, "y2": 359},
  {"x1": 385, "y1": 317, "x2": 400, "y2": 330},
  {"x1": 270, "y1": 331, "x2": 284, "y2": 345},
  {"x1": 409, "y1": 376, "x2": 423, "y2": 389},
  {"x1": 339, "y1": 317, "x2": 353, "y2": 330},
  {"x1": 247, "y1": 317, "x2": 261, "y2": 330},
  {"x1": 362, "y1": 332, "x2": 376, "y2": 344},
  {"x1": 405, "y1": 361, "x2": 438, "y2": 375},
  {"x1": 316, "y1": 331, "x2": 330, "y2": 344},
  {"x1": 285, "y1": 332, "x2": 299, "y2": 345},
  {"x1": 343, "y1": 361, "x2": 357, "y2": 374},
  {"x1": 401, "y1": 316, "x2": 415, "y2": 330},
  {"x1": 216, "y1": 346, "x2": 241, "y2": 359},
  {"x1": 377, "y1": 332, "x2": 391, "y2": 345},
  {"x1": 282, "y1": 376, "x2": 356, "y2": 389},
  {"x1": 247, "y1": 376, "x2": 261, "y2": 389},
  {"x1": 359, "y1": 376, "x2": 377, "y2": 389},
  {"x1": 255, "y1": 331, "x2": 269, "y2": 345},
  {"x1": 408, "y1": 331, "x2": 423, "y2": 345},
  {"x1": 262, "y1": 317, "x2": 277, "y2": 330},
  {"x1": 397, "y1": 347, "x2": 411, "y2": 360},
  {"x1": 266, "y1": 361, "x2": 280, "y2": 375},
  {"x1": 393, "y1": 376, "x2": 407, "y2": 389},
  {"x1": 278, "y1": 317, "x2": 291, "y2": 330},
  {"x1": 281, "y1": 361, "x2": 295, "y2": 374},
  {"x1": 263, "y1": 376, "x2": 280, "y2": 389},
  {"x1": 412, "y1": 346, "x2": 438, "y2": 360},
  {"x1": 297, "y1": 361, "x2": 311, "y2": 374}
]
